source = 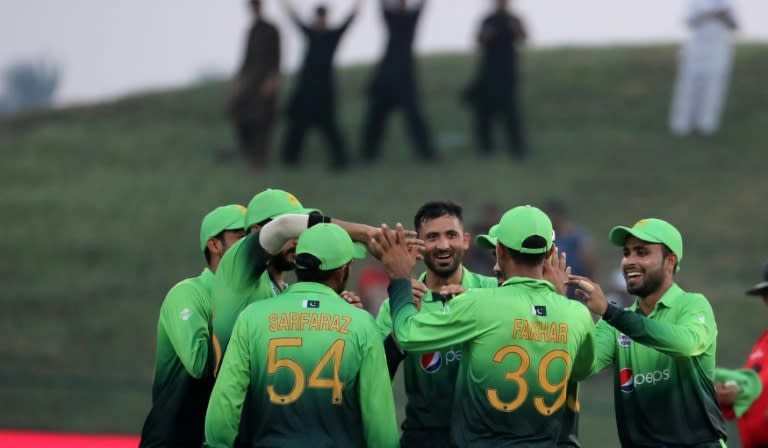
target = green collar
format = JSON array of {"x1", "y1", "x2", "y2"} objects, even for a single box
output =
[
  {"x1": 629, "y1": 283, "x2": 684, "y2": 313},
  {"x1": 500, "y1": 276, "x2": 557, "y2": 293}
]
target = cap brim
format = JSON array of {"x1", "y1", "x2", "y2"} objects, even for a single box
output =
[
  {"x1": 609, "y1": 226, "x2": 664, "y2": 247},
  {"x1": 746, "y1": 281, "x2": 768, "y2": 296},
  {"x1": 474, "y1": 234, "x2": 497, "y2": 249},
  {"x1": 351, "y1": 242, "x2": 368, "y2": 260}
]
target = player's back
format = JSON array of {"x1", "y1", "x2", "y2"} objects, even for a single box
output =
[
  {"x1": 237, "y1": 281, "x2": 389, "y2": 447},
  {"x1": 451, "y1": 277, "x2": 595, "y2": 447}
]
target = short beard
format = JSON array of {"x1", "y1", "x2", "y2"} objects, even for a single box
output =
[
  {"x1": 271, "y1": 251, "x2": 295, "y2": 272},
  {"x1": 627, "y1": 266, "x2": 665, "y2": 298}
]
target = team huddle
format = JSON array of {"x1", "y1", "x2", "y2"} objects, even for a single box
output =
[{"x1": 139, "y1": 188, "x2": 727, "y2": 448}]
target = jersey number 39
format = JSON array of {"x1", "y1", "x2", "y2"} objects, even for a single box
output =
[{"x1": 486, "y1": 345, "x2": 571, "y2": 415}]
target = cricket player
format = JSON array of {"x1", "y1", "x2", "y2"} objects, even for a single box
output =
[
  {"x1": 140, "y1": 204, "x2": 247, "y2": 448},
  {"x1": 205, "y1": 223, "x2": 399, "y2": 448},
  {"x1": 211, "y1": 188, "x2": 319, "y2": 360},
  {"x1": 375, "y1": 201, "x2": 497, "y2": 447},
  {"x1": 569, "y1": 218, "x2": 727, "y2": 447},
  {"x1": 376, "y1": 205, "x2": 596, "y2": 447},
  {"x1": 477, "y1": 223, "x2": 583, "y2": 448},
  {"x1": 670, "y1": 0, "x2": 738, "y2": 136}
]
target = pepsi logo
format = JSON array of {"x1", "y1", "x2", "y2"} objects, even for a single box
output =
[
  {"x1": 420, "y1": 352, "x2": 442, "y2": 373},
  {"x1": 619, "y1": 368, "x2": 634, "y2": 393}
]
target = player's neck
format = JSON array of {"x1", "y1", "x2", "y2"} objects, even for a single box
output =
[
  {"x1": 424, "y1": 266, "x2": 463, "y2": 290},
  {"x1": 637, "y1": 280, "x2": 674, "y2": 315},
  {"x1": 502, "y1": 261, "x2": 545, "y2": 282}
]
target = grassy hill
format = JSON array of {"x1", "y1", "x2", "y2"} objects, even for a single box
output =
[{"x1": 2, "y1": 44, "x2": 767, "y2": 446}]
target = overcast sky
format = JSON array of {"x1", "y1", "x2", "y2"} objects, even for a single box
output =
[{"x1": 2, "y1": 0, "x2": 766, "y2": 105}]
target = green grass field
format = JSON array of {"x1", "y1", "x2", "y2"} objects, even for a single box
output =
[{"x1": 2, "y1": 44, "x2": 767, "y2": 446}]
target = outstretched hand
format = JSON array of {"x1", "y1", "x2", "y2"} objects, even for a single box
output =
[
  {"x1": 566, "y1": 275, "x2": 608, "y2": 316},
  {"x1": 368, "y1": 223, "x2": 419, "y2": 279}
]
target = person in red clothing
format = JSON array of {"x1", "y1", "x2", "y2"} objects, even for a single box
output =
[{"x1": 716, "y1": 263, "x2": 768, "y2": 448}]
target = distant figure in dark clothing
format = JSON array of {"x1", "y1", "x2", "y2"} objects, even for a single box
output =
[
  {"x1": 280, "y1": 1, "x2": 360, "y2": 171},
  {"x1": 229, "y1": 0, "x2": 281, "y2": 170},
  {"x1": 360, "y1": 0, "x2": 438, "y2": 164},
  {"x1": 462, "y1": 0, "x2": 527, "y2": 159}
]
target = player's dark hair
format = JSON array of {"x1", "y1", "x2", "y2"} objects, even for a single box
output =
[
  {"x1": 295, "y1": 253, "x2": 337, "y2": 283},
  {"x1": 414, "y1": 201, "x2": 463, "y2": 233},
  {"x1": 661, "y1": 245, "x2": 678, "y2": 274},
  {"x1": 502, "y1": 244, "x2": 547, "y2": 267},
  {"x1": 315, "y1": 4, "x2": 328, "y2": 16}
]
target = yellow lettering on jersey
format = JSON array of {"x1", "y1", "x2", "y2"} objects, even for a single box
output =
[
  {"x1": 278, "y1": 313, "x2": 290, "y2": 331},
  {"x1": 329, "y1": 315, "x2": 340, "y2": 333},
  {"x1": 319, "y1": 313, "x2": 330, "y2": 331},
  {"x1": 289, "y1": 312, "x2": 300, "y2": 331},
  {"x1": 513, "y1": 319, "x2": 568, "y2": 344},
  {"x1": 268, "y1": 312, "x2": 351, "y2": 334},
  {"x1": 340, "y1": 316, "x2": 352, "y2": 335},
  {"x1": 309, "y1": 313, "x2": 320, "y2": 330}
]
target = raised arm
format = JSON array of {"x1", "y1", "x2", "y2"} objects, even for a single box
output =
[{"x1": 282, "y1": 0, "x2": 311, "y2": 34}]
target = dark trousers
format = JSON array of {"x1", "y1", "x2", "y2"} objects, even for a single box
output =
[
  {"x1": 361, "y1": 95, "x2": 438, "y2": 162},
  {"x1": 281, "y1": 112, "x2": 349, "y2": 169},
  {"x1": 472, "y1": 102, "x2": 526, "y2": 158},
  {"x1": 235, "y1": 120, "x2": 272, "y2": 166}
]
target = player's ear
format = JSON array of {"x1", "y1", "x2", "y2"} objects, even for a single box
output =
[
  {"x1": 207, "y1": 238, "x2": 224, "y2": 257},
  {"x1": 462, "y1": 232, "x2": 470, "y2": 250}
]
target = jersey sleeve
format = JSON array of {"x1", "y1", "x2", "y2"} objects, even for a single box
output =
[
  {"x1": 570, "y1": 309, "x2": 596, "y2": 382},
  {"x1": 601, "y1": 296, "x2": 717, "y2": 358},
  {"x1": 204, "y1": 315, "x2": 253, "y2": 448},
  {"x1": 212, "y1": 233, "x2": 271, "y2": 355},
  {"x1": 375, "y1": 299, "x2": 393, "y2": 338},
  {"x1": 714, "y1": 367, "x2": 763, "y2": 418},
  {"x1": 388, "y1": 278, "x2": 480, "y2": 352},
  {"x1": 358, "y1": 329, "x2": 400, "y2": 448},
  {"x1": 159, "y1": 282, "x2": 211, "y2": 378},
  {"x1": 589, "y1": 320, "x2": 617, "y2": 376}
]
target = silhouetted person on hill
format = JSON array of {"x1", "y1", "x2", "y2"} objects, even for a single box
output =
[
  {"x1": 280, "y1": 1, "x2": 360, "y2": 171},
  {"x1": 229, "y1": 0, "x2": 281, "y2": 170},
  {"x1": 462, "y1": 0, "x2": 527, "y2": 159},
  {"x1": 360, "y1": 0, "x2": 438, "y2": 164}
]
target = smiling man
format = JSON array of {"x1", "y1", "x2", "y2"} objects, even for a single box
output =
[
  {"x1": 375, "y1": 201, "x2": 497, "y2": 448},
  {"x1": 568, "y1": 218, "x2": 727, "y2": 448}
]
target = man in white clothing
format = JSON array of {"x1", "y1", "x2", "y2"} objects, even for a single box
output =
[{"x1": 669, "y1": 0, "x2": 738, "y2": 136}]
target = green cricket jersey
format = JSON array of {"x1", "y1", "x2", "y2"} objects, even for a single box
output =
[
  {"x1": 205, "y1": 282, "x2": 399, "y2": 448},
  {"x1": 140, "y1": 268, "x2": 217, "y2": 448},
  {"x1": 390, "y1": 276, "x2": 596, "y2": 448},
  {"x1": 591, "y1": 283, "x2": 726, "y2": 447},
  {"x1": 211, "y1": 232, "x2": 280, "y2": 357},
  {"x1": 376, "y1": 268, "x2": 497, "y2": 447}
]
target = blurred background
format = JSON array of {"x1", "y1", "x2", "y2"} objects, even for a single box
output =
[{"x1": 1, "y1": 0, "x2": 767, "y2": 446}]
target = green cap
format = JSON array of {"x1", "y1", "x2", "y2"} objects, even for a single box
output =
[
  {"x1": 200, "y1": 204, "x2": 248, "y2": 252},
  {"x1": 609, "y1": 218, "x2": 683, "y2": 269},
  {"x1": 496, "y1": 205, "x2": 554, "y2": 254},
  {"x1": 244, "y1": 188, "x2": 320, "y2": 229},
  {"x1": 474, "y1": 224, "x2": 499, "y2": 249},
  {"x1": 295, "y1": 223, "x2": 367, "y2": 271}
]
